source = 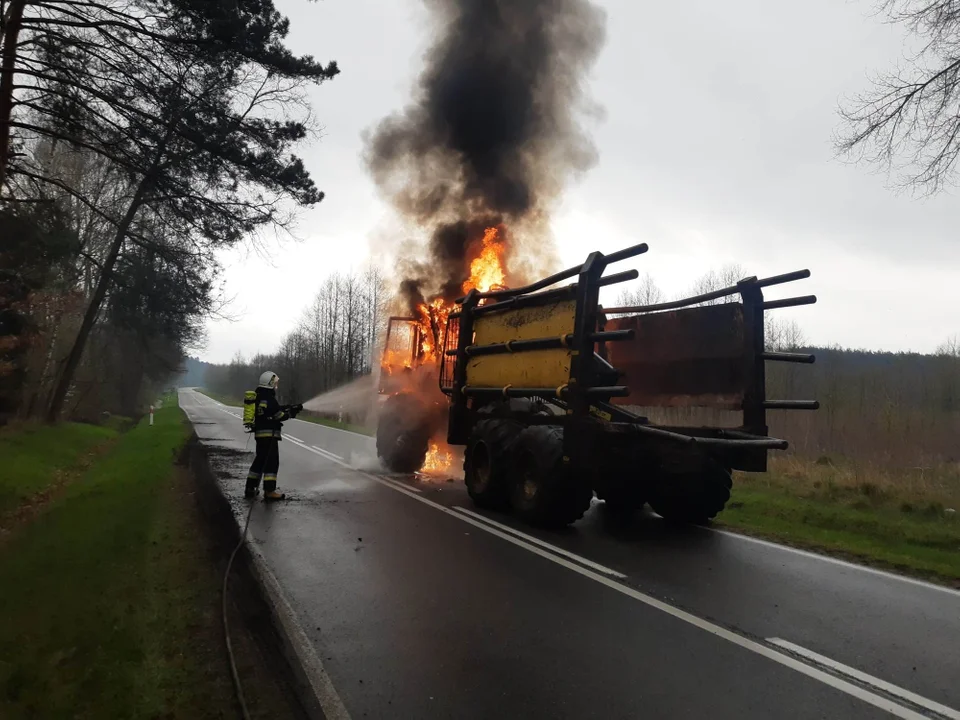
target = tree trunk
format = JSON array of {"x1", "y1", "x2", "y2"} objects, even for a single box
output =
[
  {"x1": 0, "y1": 0, "x2": 26, "y2": 187},
  {"x1": 45, "y1": 178, "x2": 151, "y2": 422},
  {"x1": 25, "y1": 294, "x2": 63, "y2": 416}
]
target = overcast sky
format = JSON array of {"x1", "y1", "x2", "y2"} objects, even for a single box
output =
[{"x1": 199, "y1": 0, "x2": 959, "y2": 364}]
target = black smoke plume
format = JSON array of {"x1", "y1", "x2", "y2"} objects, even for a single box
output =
[{"x1": 366, "y1": 0, "x2": 607, "y2": 310}]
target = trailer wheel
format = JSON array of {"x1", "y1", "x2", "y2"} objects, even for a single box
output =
[
  {"x1": 647, "y1": 462, "x2": 733, "y2": 525},
  {"x1": 376, "y1": 393, "x2": 430, "y2": 473},
  {"x1": 463, "y1": 420, "x2": 519, "y2": 510},
  {"x1": 509, "y1": 426, "x2": 592, "y2": 528}
]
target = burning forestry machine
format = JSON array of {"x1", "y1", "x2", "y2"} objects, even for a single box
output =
[
  {"x1": 376, "y1": 311, "x2": 451, "y2": 473},
  {"x1": 378, "y1": 242, "x2": 819, "y2": 528}
]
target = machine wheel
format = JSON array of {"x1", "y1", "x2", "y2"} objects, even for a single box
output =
[
  {"x1": 509, "y1": 426, "x2": 593, "y2": 528},
  {"x1": 463, "y1": 419, "x2": 520, "y2": 510},
  {"x1": 376, "y1": 394, "x2": 430, "y2": 473},
  {"x1": 646, "y1": 460, "x2": 733, "y2": 525}
]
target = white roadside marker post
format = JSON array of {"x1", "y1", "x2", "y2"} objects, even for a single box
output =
[{"x1": 150, "y1": 405, "x2": 154, "y2": 426}]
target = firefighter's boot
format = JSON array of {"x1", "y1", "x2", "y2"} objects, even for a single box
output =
[{"x1": 263, "y1": 475, "x2": 285, "y2": 501}]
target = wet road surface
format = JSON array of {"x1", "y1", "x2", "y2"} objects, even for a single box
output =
[{"x1": 179, "y1": 388, "x2": 960, "y2": 719}]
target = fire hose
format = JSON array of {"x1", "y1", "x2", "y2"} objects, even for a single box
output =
[
  {"x1": 223, "y1": 499, "x2": 256, "y2": 720},
  {"x1": 223, "y1": 404, "x2": 299, "y2": 720}
]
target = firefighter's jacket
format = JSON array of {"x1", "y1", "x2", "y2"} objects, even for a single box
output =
[{"x1": 253, "y1": 387, "x2": 292, "y2": 440}]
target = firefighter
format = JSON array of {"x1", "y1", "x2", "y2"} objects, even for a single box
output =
[{"x1": 245, "y1": 371, "x2": 303, "y2": 500}]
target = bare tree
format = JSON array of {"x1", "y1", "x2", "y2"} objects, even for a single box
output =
[
  {"x1": 766, "y1": 317, "x2": 807, "y2": 351},
  {"x1": 937, "y1": 332, "x2": 960, "y2": 356},
  {"x1": 685, "y1": 264, "x2": 745, "y2": 306},
  {"x1": 615, "y1": 272, "x2": 663, "y2": 308},
  {"x1": 838, "y1": 0, "x2": 960, "y2": 192},
  {"x1": 362, "y1": 263, "x2": 388, "y2": 372}
]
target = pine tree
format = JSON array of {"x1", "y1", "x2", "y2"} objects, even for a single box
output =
[{"x1": 0, "y1": 0, "x2": 339, "y2": 420}]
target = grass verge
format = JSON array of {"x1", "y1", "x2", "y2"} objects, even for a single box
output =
[
  {"x1": 721, "y1": 456, "x2": 960, "y2": 585},
  {"x1": 195, "y1": 387, "x2": 237, "y2": 406},
  {"x1": 0, "y1": 421, "x2": 118, "y2": 517},
  {"x1": 0, "y1": 398, "x2": 299, "y2": 719}
]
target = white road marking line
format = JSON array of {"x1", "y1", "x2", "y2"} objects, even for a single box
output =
[
  {"x1": 767, "y1": 638, "x2": 960, "y2": 720},
  {"x1": 312, "y1": 445, "x2": 343, "y2": 460},
  {"x1": 365, "y1": 479, "x2": 931, "y2": 719},
  {"x1": 283, "y1": 439, "x2": 424, "y2": 493},
  {"x1": 453, "y1": 507, "x2": 627, "y2": 579},
  {"x1": 299, "y1": 442, "x2": 341, "y2": 463},
  {"x1": 377, "y1": 476, "x2": 423, "y2": 494},
  {"x1": 710, "y1": 528, "x2": 960, "y2": 598},
  {"x1": 287, "y1": 439, "x2": 334, "y2": 459},
  {"x1": 286, "y1": 434, "x2": 303, "y2": 442}
]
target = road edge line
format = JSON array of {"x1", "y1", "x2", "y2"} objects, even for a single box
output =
[
  {"x1": 246, "y1": 542, "x2": 352, "y2": 720},
  {"x1": 709, "y1": 528, "x2": 960, "y2": 598}
]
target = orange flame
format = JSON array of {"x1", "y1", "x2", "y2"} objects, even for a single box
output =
[
  {"x1": 416, "y1": 297, "x2": 451, "y2": 362},
  {"x1": 419, "y1": 441, "x2": 453, "y2": 474},
  {"x1": 382, "y1": 225, "x2": 508, "y2": 373},
  {"x1": 381, "y1": 349, "x2": 412, "y2": 374},
  {"x1": 462, "y1": 227, "x2": 507, "y2": 295}
]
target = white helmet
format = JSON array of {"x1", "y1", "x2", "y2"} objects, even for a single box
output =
[{"x1": 258, "y1": 371, "x2": 279, "y2": 389}]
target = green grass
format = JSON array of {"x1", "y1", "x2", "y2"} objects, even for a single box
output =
[
  {"x1": 0, "y1": 402, "x2": 235, "y2": 719},
  {"x1": 101, "y1": 414, "x2": 136, "y2": 433},
  {"x1": 0, "y1": 422, "x2": 118, "y2": 516},
  {"x1": 721, "y1": 458, "x2": 960, "y2": 584},
  {"x1": 195, "y1": 387, "x2": 237, "y2": 406}
]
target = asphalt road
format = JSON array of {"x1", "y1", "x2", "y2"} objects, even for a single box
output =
[{"x1": 179, "y1": 388, "x2": 960, "y2": 720}]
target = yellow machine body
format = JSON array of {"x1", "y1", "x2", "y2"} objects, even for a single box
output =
[{"x1": 466, "y1": 300, "x2": 576, "y2": 389}]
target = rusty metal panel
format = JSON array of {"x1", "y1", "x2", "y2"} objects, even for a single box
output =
[{"x1": 605, "y1": 303, "x2": 747, "y2": 409}]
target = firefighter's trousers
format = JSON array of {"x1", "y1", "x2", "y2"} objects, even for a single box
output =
[{"x1": 247, "y1": 438, "x2": 280, "y2": 492}]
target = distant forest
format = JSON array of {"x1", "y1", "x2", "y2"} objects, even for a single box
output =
[{"x1": 185, "y1": 266, "x2": 388, "y2": 409}]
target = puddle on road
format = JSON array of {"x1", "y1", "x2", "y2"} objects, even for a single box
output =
[{"x1": 299, "y1": 477, "x2": 370, "y2": 495}]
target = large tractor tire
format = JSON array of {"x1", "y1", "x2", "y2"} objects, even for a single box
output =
[
  {"x1": 376, "y1": 393, "x2": 431, "y2": 473},
  {"x1": 509, "y1": 426, "x2": 593, "y2": 528},
  {"x1": 646, "y1": 460, "x2": 733, "y2": 525},
  {"x1": 463, "y1": 419, "x2": 520, "y2": 510}
]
